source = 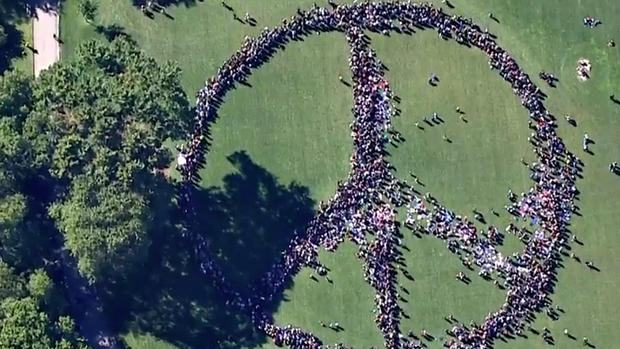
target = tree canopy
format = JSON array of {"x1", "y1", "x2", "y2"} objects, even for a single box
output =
[
  {"x1": 50, "y1": 175, "x2": 151, "y2": 281},
  {"x1": 22, "y1": 36, "x2": 189, "y2": 282},
  {"x1": 0, "y1": 263, "x2": 86, "y2": 349},
  {"x1": 0, "y1": 34, "x2": 191, "y2": 347},
  {"x1": 0, "y1": 296, "x2": 87, "y2": 349},
  {"x1": 78, "y1": 0, "x2": 98, "y2": 24}
]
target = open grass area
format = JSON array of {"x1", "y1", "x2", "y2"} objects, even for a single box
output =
[
  {"x1": 59, "y1": 0, "x2": 620, "y2": 348},
  {"x1": 1, "y1": 13, "x2": 33, "y2": 76},
  {"x1": 9, "y1": 18, "x2": 33, "y2": 75},
  {"x1": 123, "y1": 333, "x2": 178, "y2": 349}
]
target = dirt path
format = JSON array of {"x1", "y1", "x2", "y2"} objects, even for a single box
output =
[{"x1": 33, "y1": 2, "x2": 60, "y2": 77}]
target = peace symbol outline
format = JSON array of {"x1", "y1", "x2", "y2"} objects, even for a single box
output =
[{"x1": 177, "y1": 2, "x2": 579, "y2": 348}]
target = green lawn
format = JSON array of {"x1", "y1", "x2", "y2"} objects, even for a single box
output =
[
  {"x1": 10, "y1": 18, "x2": 33, "y2": 75},
  {"x1": 59, "y1": 0, "x2": 620, "y2": 348},
  {"x1": 124, "y1": 333, "x2": 178, "y2": 349},
  {"x1": 0, "y1": 14, "x2": 33, "y2": 76}
]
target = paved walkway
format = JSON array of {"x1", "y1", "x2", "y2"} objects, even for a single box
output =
[{"x1": 33, "y1": 3, "x2": 60, "y2": 77}]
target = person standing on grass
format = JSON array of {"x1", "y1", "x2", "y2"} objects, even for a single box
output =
[{"x1": 428, "y1": 72, "x2": 437, "y2": 85}]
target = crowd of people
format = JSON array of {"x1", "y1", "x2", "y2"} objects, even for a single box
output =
[{"x1": 175, "y1": 2, "x2": 578, "y2": 348}]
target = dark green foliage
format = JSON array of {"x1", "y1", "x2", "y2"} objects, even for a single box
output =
[
  {"x1": 0, "y1": 262, "x2": 26, "y2": 301},
  {"x1": 27, "y1": 269, "x2": 54, "y2": 304},
  {"x1": 0, "y1": 34, "x2": 191, "y2": 347},
  {"x1": 25, "y1": 36, "x2": 189, "y2": 186},
  {"x1": 0, "y1": 25, "x2": 6, "y2": 48},
  {"x1": 0, "y1": 297, "x2": 87, "y2": 349},
  {"x1": 78, "y1": 0, "x2": 97, "y2": 24},
  {"x1": 0, "y1": 73, "x2": 41, "y2": 269},
  {"x1": 50, "y1": 176, "x2": 150, "y2": 282},
  {"x1": 0, "y1": 297, "x2": 53, "y2": 349},
  {"x1": 0, "y1": 71, "x2": 32, "y2": 124},
  {"x1": 0, "y1": 265, "x2": 85, "y2": 349},
  {"x1": 21, "y1": 36, "x2": 189, "y2": 282}
]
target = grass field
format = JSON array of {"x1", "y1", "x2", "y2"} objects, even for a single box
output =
[
  {"x1": 10, "y1": 18, "x2": 34, "y2": 75},
  {"x1": 59, "y1": 0, "x2": 620, "y2": 348},
  {"x1": 0, "y1": 13, "x2": 33, "y2": 76}
]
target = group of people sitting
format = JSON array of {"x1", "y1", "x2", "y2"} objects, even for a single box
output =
[{"x1": 175, "y1": 2, "x2": 579, "y2": 349}]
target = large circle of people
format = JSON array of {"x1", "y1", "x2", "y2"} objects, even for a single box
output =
[{"x1": 176, "y1": 2, "x2": 579, "y2": 349}]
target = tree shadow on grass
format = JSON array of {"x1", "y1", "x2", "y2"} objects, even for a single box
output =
[
  {"x1": 95, "y1": 24, "x2": 130, "y2": 42},
  {"x1": 0, "y1": 21, "x2": 25, "y2": 74},
  {"x1": 194, "y1": 150, "x2": 316, "y2": 288},
  {"x1": 97, "y1": 150, "x2": 315, "y2": 348},
  {"x1": 99, "y1": 224, "x2": 267, "y2": 349}
]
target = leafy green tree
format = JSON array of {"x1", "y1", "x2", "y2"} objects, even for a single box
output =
[
  {"x1": 0, "y1": 71, "x2": 32, "y2": 123},
  {"x1": 27, "y1": 269, "x2": 53, "y2": 303},
  {"x1": 0, "y1": 266, "x2": 85, "y2": 349},
  {"x1": 24, "y1": 36, "x2": 188, "y2": 282},
  {"x1": 0, "y1": 75, "x2": 51, "y2": 275},
  {"x1": 0, "y1": 297, "x2": 52, "y2": 349},
  {"x1": 25, "y1": 36, "x2": 188, "y2": 184},
  {"x1": 78, "y1": 0, "x2": 97, "y2": 24},
  {"x1": 0, "y1": 117, "x2": 43, "y2": 268},
  {"x1": 0, "y1": 34, "x2": 189, "y2": 345},
  {"x1": 0, "y1": 297, "x2": 87, "y2": 349},
  {"x1": 50, "y1": 175, "x2": 150, "y2": 282},
  {"x1": 0, "y1": 74, "x2": 32, "y2": 180},
  {"x1": 0, "y1": 261, "x2": 25, "y2": 301},
  {"x1": 0, "y1": 193, "x2": 29, "y2": 265},
  {"x1": 54, "y1": 316, "x2": 78, "y2": 341},
  {"x1": 0, "y1": 88, "x2": 32, "y2": 185},
  {"x1": 53, "y1": 316, "x2": 89, "y2": 349},
  {"x1": 0, "y1": 119, "x2": 27, "y2": 185}
]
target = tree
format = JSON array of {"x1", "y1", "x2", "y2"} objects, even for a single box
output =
[
  {"x1": 0, "y1": 261, "x2": 25, "y2": 302},
  {"x1": 50, "y1": 175, "x2": 151, "y2": 282},
  {"x1": 78, "y1": 0, "x2": 97, "y2": 24},
  {"x1": 0, "y1": 72, "x2": 34, "y2": 202},
  {"x1": 0, "y1": 297, "x2": 87, "y2": 349},
  {"x1": 23, "y1": 36, "x2": 189, "y2": 282},
  {"x1": 0, "y1": 71, "x2": 32, "y2": 125},
  {"x1": 0, "y1": 193, "x2": 27, "y2": 262},
  {"x1": 27, "y1": 269, "x2": 53, "y2": 303},
  {"x1": 0, "y1": 297, "x2": 52, "y2": 349},
  {"x1": 0, "y1": 117, "x2": 43, "y2": 269},
  {"x1": 0, "y1": 34, "x2": 189, "y2": 345},
  {"x1": 0, "y1": 72, "x2": 52, "y2": 274},
  {"x1": 0, "y1": 265, "x2": 85, "y2": 349},
  {"x1": 25, "y1": 36, "x2": 189, "y2": 185}
]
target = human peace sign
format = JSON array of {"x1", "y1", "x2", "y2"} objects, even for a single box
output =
[{"x1": 177, "y1": 2, "x2": 579, "y2": 348}]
